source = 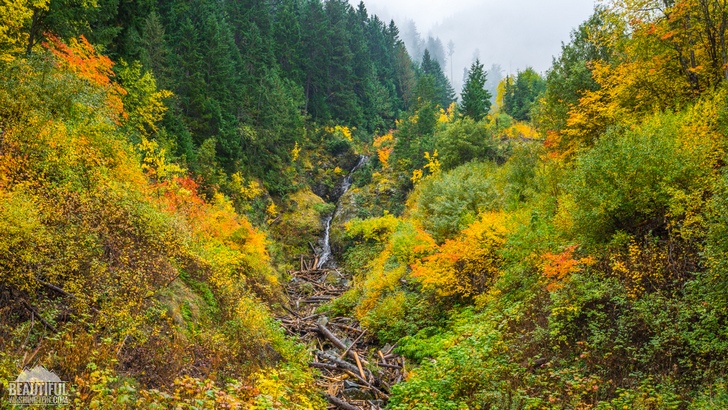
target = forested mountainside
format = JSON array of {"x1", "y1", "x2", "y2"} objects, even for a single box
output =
[{"x1": 2, "y1": 0, "x2": 728, "y2": 408}]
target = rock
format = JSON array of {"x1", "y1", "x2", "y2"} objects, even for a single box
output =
[
  {"x1": 324, "y1": 271, "x2": 342, "y2": 285},
  {"x1": 342, "y1": 387, "x2": 375, "y2": 401},
  {"x1": 299, "y1": 282, "x2": 315, "y2": 296},
  {"x1": 343, "y1": 380, "x2": 360, "y2": 389}
]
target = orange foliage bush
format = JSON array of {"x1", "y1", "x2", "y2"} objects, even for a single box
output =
[
  {"x1": 541, "y1": 245, "x2": 595, "y2": 292},
  {"x1": 411, "y1": 212, "x2": 507, "y2": 297},
  {"x1": 45, "y1": 34, "x2": 127, "y2": 122}
]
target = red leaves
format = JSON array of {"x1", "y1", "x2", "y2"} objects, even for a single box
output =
[
  {"x1": 541, "y1": 245, "x2": 595, "y2": 292},
  {"x1": 43, "y1": 34, "x2": 127, "y2": 121},
  {"x1": 44, "y1": 34, "x2": 116, "y2": 87}
]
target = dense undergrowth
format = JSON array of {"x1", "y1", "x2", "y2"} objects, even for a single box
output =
[
  {"x1": 336, "y1": 96, "x2": 728, "y2": 409},
  {"x1": 4, "y1": 0, "x2": 728, "y2": 409},
  {"x1": 0, "y1": 40, "x2": 323, "y2": 408},
  {"x1": 327, "y1": 4, "x2": 728, "y2": 409}
]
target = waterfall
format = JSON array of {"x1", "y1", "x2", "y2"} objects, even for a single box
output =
[{"x1": 317, "y1": 155, "x2": 368, "y2": 269}]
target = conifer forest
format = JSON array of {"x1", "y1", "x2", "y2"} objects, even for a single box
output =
[{"x1": 2, "y1": 0, "x2": 728, "y2": 408}]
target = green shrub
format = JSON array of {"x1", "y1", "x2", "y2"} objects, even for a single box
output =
[
  {"x1": 435, "y1": 117, "x2": 503, "y2": 170},
  {"x1": 411, "y1": 161, "x2": 503, "y2": 241},
  {"x1": 564, "y1": 113, "x2": 714, "y2": 245}
]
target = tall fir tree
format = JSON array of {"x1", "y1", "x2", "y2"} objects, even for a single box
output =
[
  {"x1": 502, "y1": 67, "x2": 546, "y2": 122},
  {"x1": 325, "y1": 0, "x2": 360, "y2": 125},
  {"x1": 300, "y1": 0, "x2": 330, "y2": 119},
  {"x1": 460, "y1": 59, "x2": 491, "y2": 121},
  {"x1": 420, "y1": 49, "x2": 455, "y2": 108}
]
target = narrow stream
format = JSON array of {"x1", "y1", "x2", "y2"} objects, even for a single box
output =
[{"x1": 317, "y1": 154, "x2": 368, "y2": 269}]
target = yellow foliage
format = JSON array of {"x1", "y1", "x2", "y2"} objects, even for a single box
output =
[
  {"x1": 410, "y1": 150, "x2": 442, "y2": 186},
  {"x1": 117, "y1": 61, "x2": 172, "y2": 137},
  {"x1": 377, "y1": 146, "x2": 393, "y2": 168},
  {"x1": 423, "y1": 150, "x2": 441, "y2": 178},
  {"x1": 137, "y1": 137, "x2": 185, "y2": 181},
  {"x1": 373, "y1": 132, "x2": 395, "y2": 169},
  {"x1": 410, "y1": 169, "x2": 423, "y2": 185},
  {"x1": 609, "y1": 240, "x2": 672, "y2": 299},
  {"x1": 503, "y1": 122, "x2": 540, "y2": 140},
  {"x1": 265, "y1": 201, "x2": 279, "y2": 224},
  {"x1": 326, "y1": 125, "x2": 353, "y2": 141},
  {"x1": 411, "y1": 212, "x2": 508, "y2": 297},
  {"x1": 437, "y1": 108, "x2": 449, "y2": 124},
  {"x1": 437, "y1": 102, "x2": 457, "y2": 125},
  {"x1": 356, "y1": 259, "x2": 407, "y2": 320},
  {"x1": 0, "y1": 0, "x2": 48, "y2": 61},
  {"x1": 346, "y1": 213, "x2": 400, "y2": 243},
  {"x1": 0, "y1": 37, "x2": 321, "y2": 408},
  {"x1": 373, "y1": 132, "x2": 394, "y2": 147},
  {"x1": 550, "y1": 27, "x2": 694, "y2": 157},
  {"x1": 495, "y1": 76, "x2": 513, "y2": 110},
  {"x1": 230, "y1": 172, "x2": 263, "y2": 201},
  {"x1": 353, "y1": 220, "x2": 436, "y2": 321},
  {"x1": 291, "y1": 141, "x2": 301, "y2": 161}
]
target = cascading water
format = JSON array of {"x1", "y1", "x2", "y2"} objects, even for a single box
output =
[{"x1": 317, "y1": 155, "x2": 368, "y2": 269}]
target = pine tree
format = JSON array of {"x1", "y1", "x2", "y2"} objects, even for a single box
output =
[
  {"x1": 502, "y1": 67, "x2": 545, "y2": 121},
  {"x1": 139, "y1": 11, "x2": 171, "y2": 87},
  {"x1": 325, "y1": 0, "x2": 360, "y2": 125},
  {"x1": 300, "y1": 0, "x2": 330, "y2": 119},
  {"x1": 420, "y1": 49, "x2": 455, "y2": 108},
  {"x1": 460, "y1": 59, "x2": 491, "y2": 121},
  {"x1": 272, "y1": 0, "x2": 302, "y2": 83}
]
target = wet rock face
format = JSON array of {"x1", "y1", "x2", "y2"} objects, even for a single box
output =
[
  {"x1": 316, "y1": 155, "x2": 369, "y2": 269},
  {"x1": 309, "y1": 151, "x2": 360, "y2": 202},
  {"x1": 273, "y1": 188, "x2": 327, "y2": 256},
  {"x1": 328, "y1": 185, "x2": 364, "y2": 256},
  {"x1": 332, "y1": 185, "x2": 363, "y2": 226}
]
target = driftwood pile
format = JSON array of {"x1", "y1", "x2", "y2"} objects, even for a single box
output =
[{"x1": 279, "y1": 257, "x2": 407, "y2": 410}]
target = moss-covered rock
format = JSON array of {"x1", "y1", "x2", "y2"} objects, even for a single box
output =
[{"x1": 274, "y1": 188, "x2": 329, "y2": 259}]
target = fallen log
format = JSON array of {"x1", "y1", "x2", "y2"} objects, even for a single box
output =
[
  {"x1": 282, "y1": 305, "x2": 300, "y2": 318},
  {"x1": 332, "y1": 323, "x2": 364, "y2": 333},
  {"x1": 309, "y1": 362, "x2": 338, "y2": 372},
  {"x1": 21, "y1": 300, "x2": 58, "y2": 333},
  {"x1": 353, "y1": 352, "x2": 366, "y2": 380},
  {"x1": 342, "y1": 369, "x2": 389, "y2": 399},
  {"x1": 317, "y1": 324, "x2": 369, "y2": 365},
  {"x1": 325, "y1": 394, "x2": 360, "y2": 410},
  {"x1": 316, "y1": 351, "x2": 361, "y2": 375},
  {"x1": 316, "y1": 352, "x2": 388, "y2": 400},
  {"x1": 306, "y1": 295, "x2": 334, "y2": 301}
]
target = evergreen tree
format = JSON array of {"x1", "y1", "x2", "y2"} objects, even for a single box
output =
[
  {"x1": 272, "y1": 0, "x2": 303, "y2": 83},
  {"x1": 139, "y1": 11, "x2": 171, "y2": 87},
  {"x1": 402, "y1": 19, "x2": 424, "y2": 63},
  {"x1": 502, "y1": 67, "x2": 546, "y2": 122},
  {"x1": 420, "y1": 49, "x2": 455, "y2": 108},
  {"x1": 348, "y1": 1, "x2": 375, "y2": 129},
  {"x1": 460, "y1": 59, "x2": 491, "y2": 121},
  {"x1": 394, "y1": 35, "x2": 417, "y2": 110},
  {"x1": 300, "y1": 0, "x2": 330, "y2": 119},
  {"x1": 426, "y1": 36, "x2": 446, "y2": 68},
  {"x1": 325, "y1": 0, "x2": 360, "y2": 125}
]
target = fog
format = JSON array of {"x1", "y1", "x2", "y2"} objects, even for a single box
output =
[{"x1": 351, "y1": 0, "x2": 596, "y2": 95}]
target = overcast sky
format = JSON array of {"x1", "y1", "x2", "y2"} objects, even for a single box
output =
[{"x1": 351, "y1": 0, "x2": 597, "y2": 93}]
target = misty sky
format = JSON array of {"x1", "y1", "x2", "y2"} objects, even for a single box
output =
[{"x1": 351, "y1": 0, "x2": 597, "y2": 93}]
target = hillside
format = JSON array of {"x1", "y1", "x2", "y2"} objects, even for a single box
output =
[{"x1": 2, "y1": 1, "x2": 728, "y2": 409}]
